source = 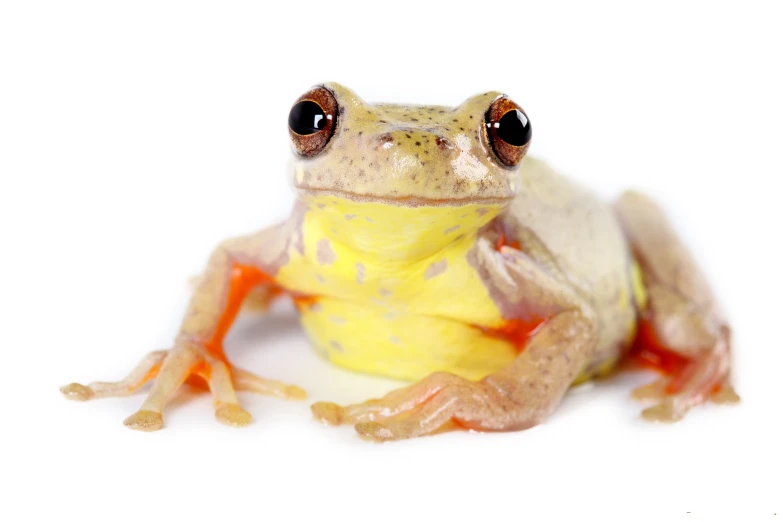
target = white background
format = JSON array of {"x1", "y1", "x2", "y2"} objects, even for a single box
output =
[{"x1": 1, "y1": 1, "x2": 781, "y2": 520}]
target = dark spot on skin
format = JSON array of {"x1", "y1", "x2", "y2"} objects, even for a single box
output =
[
  {"x1": 415, "y1": 141, "x2": 421, "y2": 146},
  {"x1": 424, "y1": 150, "x2": 429, "y2": 154},
  {"x1": 470, "y1": 115, "x2": 474, "y2": 119},
  {"x1": 438, "y1": 110, "x2": 445, "y2": 114},
  {"x1": 379, "y1": 120, "x2": 387, "y2": 123},
  {"x1": 424, "y1": 259, "x2": 448, "y2": 280},
  {"x1": 405, "y1": 134, "x2": 411, "y2": 139},
  {"x1": 397, "y1": 141, "x2": 402, "y2": 145},
  {"x1": 460, "y1": 127, "x2": 465, "y2": 131},
  {"x1": 452, "y1": 119, "x2": 458, "y2": 122},
  {"x1": 358, "y1": 131, "x2": 363, "y2": 136},
  {"x1": 316, "y1": 238, "x2": 337, "y2": 265},
  {"x1": 349, "y1": 159, "x2": 354, "y2": 165},
  {"x1": 410, "y1": 118, "x2": 419, "y2": 122}
]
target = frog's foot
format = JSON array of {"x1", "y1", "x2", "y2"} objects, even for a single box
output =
[
  {"x1": 313, "y1": 371, "x2": 537, "y2": 442},
  {"x1": 633, "y1": 375, "x2": 739, "y2": 405},
  {"x1": 615, "y1": 191, "x2": 739, "y2": 423},
  {"x1": 632, "y1": 369, "x2": 740, "y2": 423},
  {"x1": 61, "y1": 344, "x2": 305, "y2": 431}
]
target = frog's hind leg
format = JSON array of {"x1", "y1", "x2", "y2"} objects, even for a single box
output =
[{"x1": 614, "y1": 191, "x2": 739, "y2": 422}]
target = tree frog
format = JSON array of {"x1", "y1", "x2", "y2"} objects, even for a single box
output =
[{"x1": 61, "y1": 83, "x2": 739, "y2": 441}]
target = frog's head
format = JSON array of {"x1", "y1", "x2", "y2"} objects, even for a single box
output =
[{"x1": 286, "y1": 83, "x2": 532, "y2": 260}]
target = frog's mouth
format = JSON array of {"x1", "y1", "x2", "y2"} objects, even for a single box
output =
[{"x1": 297, "y1": 186, "x2": 514, "y2": 208}]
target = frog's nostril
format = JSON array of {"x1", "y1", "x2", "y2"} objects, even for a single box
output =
[
  {"x1": 376, "y1": 133, "x2": 395, "y2": 149},
  {"x1": 435, "y1": 136, "x2": 453, "y2": 150}
]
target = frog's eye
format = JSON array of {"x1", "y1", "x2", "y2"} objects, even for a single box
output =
[
  {"x1": 485, "y1": 97, "x2": 532, "y2": 167},
  {"x1": 288, "y1": 87, "x2": 339, "y2": 157}
]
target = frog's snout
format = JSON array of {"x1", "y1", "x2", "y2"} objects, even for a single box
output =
[{"x1": 372, "y1": 130, "x2": 455, "y2": 157}]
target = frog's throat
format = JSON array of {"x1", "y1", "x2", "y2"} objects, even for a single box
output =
[{"x1": 300, "y1": 193, "x2": 506, "y2": 263}]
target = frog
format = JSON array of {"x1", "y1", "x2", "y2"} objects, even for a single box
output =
[{"x1": 61, "y1": 83, "x2": 739, "y2": 441}]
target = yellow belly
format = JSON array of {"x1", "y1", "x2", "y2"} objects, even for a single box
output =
[
  {"x1": 298, "y1": 298, "x2": 516, "y2": 381},
  {"x1": 273, "y1": 195, "x2": 513, "y2": 381}
]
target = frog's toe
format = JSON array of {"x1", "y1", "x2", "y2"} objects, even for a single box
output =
[
  {"x1": 123, "y1": 410, "x2": 164, "y2": 432},
  {"x1": 710, "y1": 383, "x2": 740, "y2": 405},
  {"x1": 233, "y1": 367, "x2": 307, "y2": 400},
  {"x1": 215, "y1": 403, "x2": 252, "y2": 427},
  {"x1": 354, "y1": 421, "x2": 398, "y2": 442},
  {"x1": 60, "y1": 350, "x2": 167, "y2": 401},
  {"x1": 641, "y1": 398, "x2": 685, "y2": 423},
  {"x1": 60, "y1": 383, "x2": 94, "y2": 401},
  {"x1": 631, "y1": 378, "x2": 669, "y2": 402},
  {"x1": 311, "y1": 402, "x2": 345, "y2": 425}
]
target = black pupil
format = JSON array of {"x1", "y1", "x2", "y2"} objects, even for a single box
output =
[
  {"x1": 496, "y1": 109, "x2": 531, "y2": 146},
  {"x1": 289, "y1": 101, "x2": 327, "y2": 135}
]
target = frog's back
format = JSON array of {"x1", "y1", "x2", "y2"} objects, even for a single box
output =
[{"x1": 505, "y1": 158, "x2": 638, "y2": 368}]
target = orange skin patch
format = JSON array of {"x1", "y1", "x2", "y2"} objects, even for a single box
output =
[
  {"x1": 625, "y1": 312, "x2": 720, "y2": 395},
  {"x1": 478, "y1": 317, "x2": 548, "y2": 352},
  {"x1": 494, "y1": 231, "x2": 521, "y2": 252},
  {"x1": 485, "y1": 230, "x2": 543, "y2": 350},
  {"x1": 205, "y1": 263, "x2": 278, "y2": 362},
  {"x1": 479, "y1": 233, "x2": 547, "y2": 352},
  {"x1": 291, "y1": 294, "x2": 320, "y2": 310}
]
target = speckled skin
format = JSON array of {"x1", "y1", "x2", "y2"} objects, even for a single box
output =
[{"x1": 61, "y1": 83, "x2": 737, "y2": 439}]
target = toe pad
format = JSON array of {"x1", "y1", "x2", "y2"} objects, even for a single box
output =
[{"x1": 124, "y1": 410, "x2": 164, "y2": 431}]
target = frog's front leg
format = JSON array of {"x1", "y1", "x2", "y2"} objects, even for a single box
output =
[
  {"x1": 312, "y1": 238, "x2": 598, "y2": 441},
  {"x1": 61, "y1": 224, "x2": 306, "y2": 431},
  {"x1": 615, "y1": 191, "x2": 739, "y2": 422}
]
